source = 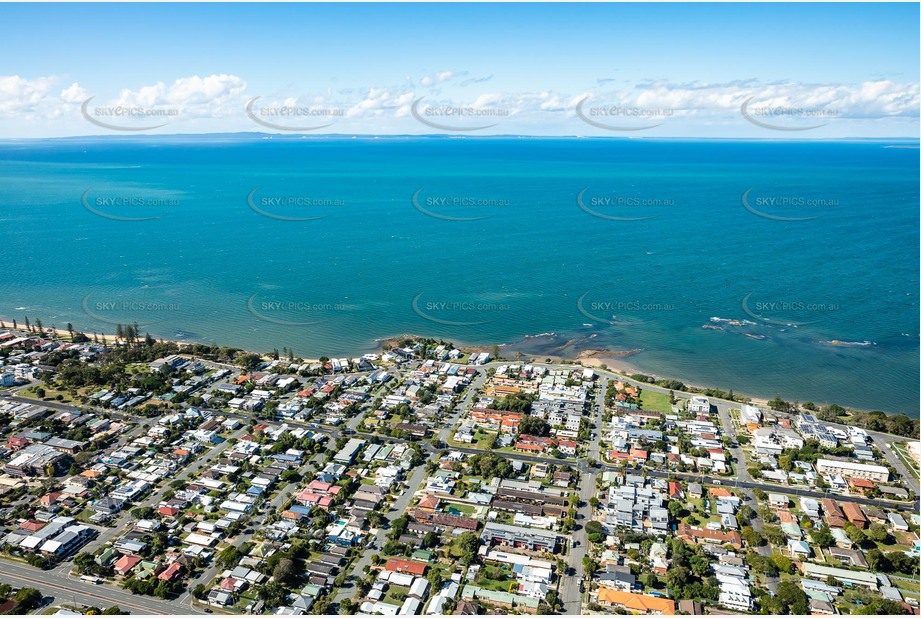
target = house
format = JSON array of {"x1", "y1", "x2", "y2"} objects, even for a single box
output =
[
  {"x1": 158, "y1": 562, "x2": 183, "y2": 581},
  {"x1": 384, "y1": 558, "x2": 427, "y2": 576},
  {"x1": 822, "y1": 499, "x2": 847, "y2": 528},
  {"x1": 788, "y1": 540, "x2": 812, "y2": 557},
  {"x1": 676, "y1": 523, "x2": 742, "y2": 550},
  {"x1": 803, "y1": 563, "x2": 879, "y2": 590},
  {"x1": 596, "y1": 589, "x2": 675, "y2": 615},
  {"x1": 460, "y1": 585, "x2": 538, "y2": 614},
  {"x1": 768, "y1": 494, "x2": 788, "y2": 509},
  {"x1": 827, "y1": 547, "x2": 868, "y2": 568},
  {"x1": 841, "y1": 503, "x2": 867, "y2": 529},
  {"x1": 114, "y1": 554, "x2": 142, "y2": 576},
  {"x1": 888, "y1": 512, "x2": 909, "y2": 531}
]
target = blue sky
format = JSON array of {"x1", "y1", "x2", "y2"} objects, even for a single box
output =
[{"x1": 1, "y1": 3, "x2": 918, "y2": 137}]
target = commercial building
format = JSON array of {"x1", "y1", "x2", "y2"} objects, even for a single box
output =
[{"x1": 816, "y1": 459, "x2": 889, "y2": 483}]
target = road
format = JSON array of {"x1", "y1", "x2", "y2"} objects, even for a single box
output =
[
  {"x1": 6, "y1": 358, "x2": 919, "y2": 615},
  {"x1": 559, "y1": 376, "x2": 606, "y2": 613},
  {"x1": 181, "y1": 458, "x2": 314, "y2": 610},
  {"x1": 0, "y1": 559, "x2": 205, "y2": 615},
  {"x1": 332, "y1": 464, "x2": 429, "y2": 609},
  {"x1": 436, "y1": 367, "x2": 488, "y2": 444},
  {"x1": 561, "y1": 469, "x2": 594, "y2": 613},
  {"x1": 79, "y1": 426, "x2": 248, "y2": 557}
]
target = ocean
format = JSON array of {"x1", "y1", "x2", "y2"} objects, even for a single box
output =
[{"x1": 0, "y1": 136, "x2": 917, "y2": 414}]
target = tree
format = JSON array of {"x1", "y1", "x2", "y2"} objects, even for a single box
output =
[
  {"x1": 257, "y1": 580, "x2": 286, "y2": 607},
  {"x1": 844, "y1": 523, "x2": 867, "y2": 545},
  {"x1": 810, "y1": 526, "x2": 834, "y2": 548},
  {"x1": 689, "y1": 554, "x2": 710, "y2": 578},
  {"x1": 866, "y1": 522, "x2": 888, "y2": 543},
  {"x1": 13, "y1": 588, "x2": 42, "y2": 612},
  {"x1": 235, "y1": 353, "x2": 263, "y2": 372},
  {"x1": 866, "y1": 548, "x2": 891, "y2": 572},
  {"x1": 761, "y1": 525, "x2": 786, "y2": 546},
  {"x1": 273, "y1": 558, "x2": 297, "y2": 585},
  {"x1": 216, "y1": 545, "x2": 241, "y2": 568},
  {"x1": 666, "y1": 565, "x2": 691, "y2": 590},
  {"x1": 517, "y1": 416, "x2": 550, "y2": 437},
  {"x1": 466, "y1": 452, "x2": 513, "y2": 479},
  {"x1": 776, "y1": 581, "x2": 809, "y2": 615},
  {"x1": 668, "y1": 500, "x2": 684, "y2": 518},
  {"x1": 745, "y1": 552, "x2": 778, "y2": 576},
  {"x1": 582, "y1": 556, "x2": 599, "y2": 578},
  {"x1": 886, "y1": 551, "x2": 920, "y2": 576},
  {"x1": 544, "y1": 589, "x2": 560, "y2": 611},
  {"x1": 102, "y1": 607, "x2": 122, "y2": 615},
  {"x1": 771, "y1": 552, "x2": 794, "y2": 574},
  {"x1": 389, "y1": 515, "x2": 409, "y2": 540},
  {"x1": 452, "y1": 532, "x2": 479, "y2": 565},
  {"x1": 423, "y1": 531, "x2": 439, "y2": 549},
  {"x1": 741, "y1": 526, "x2": 763, "y2": 548}
]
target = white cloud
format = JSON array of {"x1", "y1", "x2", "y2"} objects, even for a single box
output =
[
  {"x1": 0, "y1": 75, "x2": 55, "y2": 113},
  {"x1": 111, "y1": 74, "x2": 248, "y2": 116},
  {"x1": 420, "y1": 70, "x2": 455, "y2": 87},
  {"x1": 60, "y1": 82, "x2": 88, "y2": 104}
]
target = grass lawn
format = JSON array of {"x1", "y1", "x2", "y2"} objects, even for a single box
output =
[
  {"x1": 443, "y1": 502, "x2": 476, "y2": 516},
  {"x1": 382, "y1": 584, "x2": 410, "y2": 606},
  {"x1": 233, "y1": 590, "x2": 259, "y2": 611},
  {"x1": 19, "y1": 385, "x2": 78, "y2": 403},
  {"x1": 639, "y1": 390, "x2": 672, "y2": 413},
  {"x1": 475, "y1": 431, "x2": 497, "y2": 450},
  {"x1": 893, "y1": 578, "x2": 921, "y2": 597},
  {"x1": 74, "y1": 507, "x2": 98, "y2": 524},
  {"x1": 681, "y1": 498, "x2": 719, "y2": 526},
  {"x1": 125, "y1": 363, "x2": 150, "y2": 375},
  {"x1": 891, "y1": 443, "x2": 920, "y2": 479},
  {"x1": 476, "y1": 564, "x2": 518, "y2": 593}
]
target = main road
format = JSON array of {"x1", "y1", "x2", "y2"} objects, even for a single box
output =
[
  {"x1": 0, "y1": 559, "x2": 205, "y2": 615},
  {"x1": 559, "y1": 375, "x2": 606, "y2": 613},
  {"x1": 332, "y1": 464, "x2": 430, "y2": 609}
]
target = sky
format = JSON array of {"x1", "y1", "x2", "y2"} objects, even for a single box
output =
[{"x1": 0, "y1": 2, "x2": 918, "y2": 138}]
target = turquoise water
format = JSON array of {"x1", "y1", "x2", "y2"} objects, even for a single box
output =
[{"x1": 0, "y1": 137, "x2": 917, "y2": 414}]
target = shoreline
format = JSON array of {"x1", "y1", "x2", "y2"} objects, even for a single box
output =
[{"x1": 0, "y1": 316, "x2": 907, "y2": 419}]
